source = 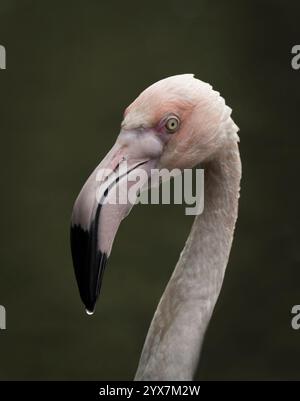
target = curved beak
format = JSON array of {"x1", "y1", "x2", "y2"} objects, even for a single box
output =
[{"x1": 70, "y1": 131, "x2": 160, "y2": 313}]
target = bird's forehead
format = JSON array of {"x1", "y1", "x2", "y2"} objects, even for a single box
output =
[
  {"x1": 121, "y1": 74, "x2": 211, "y2": 130},
  {"x1": 122, "y1": 96, "x2": 192, "y2": 130}
]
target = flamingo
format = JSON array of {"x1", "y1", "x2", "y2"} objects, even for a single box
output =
[{"x1": 70, "y1": 74, "x2": 241, "y2": 380}]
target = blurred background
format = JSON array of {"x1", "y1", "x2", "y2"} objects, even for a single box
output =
[{"x1": 0, "y1": 0, "x2": 299, "y2": 380}]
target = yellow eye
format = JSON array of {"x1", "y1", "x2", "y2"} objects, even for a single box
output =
[{"x1": 165, "y1": 116, "x2": 180, "y2": 133}]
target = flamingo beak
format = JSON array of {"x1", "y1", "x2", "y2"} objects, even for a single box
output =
[{"x1": 70, "y1": 131, "x2": 161, "y2": 314}]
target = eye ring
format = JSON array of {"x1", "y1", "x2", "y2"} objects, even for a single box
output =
[{"x1": 165, "y1": 116, "x2": 180, "y2": 133}]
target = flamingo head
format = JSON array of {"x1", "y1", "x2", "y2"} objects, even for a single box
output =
[{"x1": 70, "y1": 74, "x2": 238, "y2": 313}]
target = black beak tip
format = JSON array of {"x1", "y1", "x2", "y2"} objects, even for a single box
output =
[
  {"x1": 80, "y1": 287, "x2": 98, "y2": 316},
  {"x1": 70, "y1": 223, "x2": 108, "y2": 314}
]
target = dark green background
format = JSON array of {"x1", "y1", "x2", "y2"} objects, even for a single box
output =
[{"x1": 0, "y1": 0, "x2": 299, "y2": 380}]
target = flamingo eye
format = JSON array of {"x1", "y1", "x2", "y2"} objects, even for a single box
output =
[{"x1": 165, "y1": 116, "x2": 180, "y2": 133}]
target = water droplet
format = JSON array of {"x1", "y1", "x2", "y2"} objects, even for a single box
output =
[{"x1": 85, "y1": 309, "x2": 94, "y2": 316}]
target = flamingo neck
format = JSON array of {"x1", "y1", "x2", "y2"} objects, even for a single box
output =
[{"x1": 135, "y1": 140, "x2": 241, "y2": 380}]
